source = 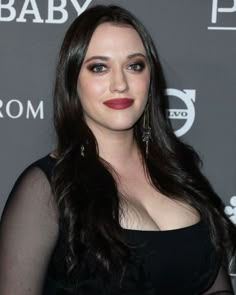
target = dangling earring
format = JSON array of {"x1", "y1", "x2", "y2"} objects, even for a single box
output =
[
  {"x1": 142, "y1": 103, "x2": 152, "y2": 158},
  {"x1": 80, "y1": 144, "x2": 85, "y2": 157}
]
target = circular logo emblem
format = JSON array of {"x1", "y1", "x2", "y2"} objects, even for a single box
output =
[{"x1": 166, "y1": 89, "x2": 196, "y2": 137}]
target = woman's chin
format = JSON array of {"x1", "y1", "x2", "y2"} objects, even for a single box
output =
[
  {"x1": 106, "y1": 122, "x2": 136, "y2": 132},
  {"x1": 84, "y1": 117, "x2": 138, "y2": 133}
]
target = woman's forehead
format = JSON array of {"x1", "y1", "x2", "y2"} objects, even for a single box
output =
[{"x1": 84, "y1": 22, "x2": 146, "y2": 58}]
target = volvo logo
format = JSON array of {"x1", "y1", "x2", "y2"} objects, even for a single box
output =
[{"x1": 166, "y1": 89, "x2": 196, "y2": 137}]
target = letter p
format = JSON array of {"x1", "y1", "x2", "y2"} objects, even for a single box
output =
[{"x1": 211, "y1": 0, "x2": 236, "y2": 23}]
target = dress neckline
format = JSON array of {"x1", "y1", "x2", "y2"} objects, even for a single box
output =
[
  {"x1": 121, "y1": 219, "x2": 203, "y2": 234},
  {"x1": 46, "y1": 154, "x2": 204, "y2": 234}
]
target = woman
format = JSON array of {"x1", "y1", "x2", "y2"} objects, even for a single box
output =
[{"x1": 0, "y1": 4, "x2": 235, "y2": 295}]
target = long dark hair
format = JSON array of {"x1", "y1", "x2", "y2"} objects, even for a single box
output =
[{"x1": 52, "y1": 3, "x2": 236, "y2": 284}]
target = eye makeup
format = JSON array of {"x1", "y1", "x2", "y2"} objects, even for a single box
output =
[
  {"x1": 127, "y1": 60, "x2": 146, "y2": 71},
  {"x1": 87, "y1": 63, "x2": 107, "y2": 73},
  {"x1": 86, "y1": 59, "x2": 147, "y2": 74}
]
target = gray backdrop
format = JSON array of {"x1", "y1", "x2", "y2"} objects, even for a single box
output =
[{"x1": 1, "y1": 0, "x2": 236, "y2": 288}]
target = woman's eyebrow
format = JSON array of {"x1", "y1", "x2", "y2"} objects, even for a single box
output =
[
  {"x1": 84, "y1": 56, "x2": 109, "y2": 64},
  {"x1": 84, "y1": 53, "x2": 147, "y2": 64},
  {"x1": 127, "y1": 53, "x2": 147, "y2": 60}
]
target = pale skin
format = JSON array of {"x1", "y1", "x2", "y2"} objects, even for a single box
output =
[{"x1": 54, "y1": 22, "x2": 200, "y2": 230}]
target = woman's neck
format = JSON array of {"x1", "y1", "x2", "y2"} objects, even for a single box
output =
[{"x1": 91, "y1": 127, "x2": 140, "y2": 171}]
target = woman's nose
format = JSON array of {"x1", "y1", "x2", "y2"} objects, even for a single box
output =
[{"x1": 109, "y1": 68, "x2": 129, "y2": 93}]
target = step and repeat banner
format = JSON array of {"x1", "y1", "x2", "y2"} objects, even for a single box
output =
[{"x1": 0, "y1": 0, "x2": 236, "y2": 284}]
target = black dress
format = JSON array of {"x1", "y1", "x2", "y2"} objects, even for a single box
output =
[{"x1": 0, "y1": 155, "x2": 234, "y2": 294}]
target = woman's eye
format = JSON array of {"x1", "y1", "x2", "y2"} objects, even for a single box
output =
[
  {"x1": 89, "y1": 64, "x2": 107, "y2": 73},
  {"x1": 128, "y1": 62, "x2": 145, "y2": 71}
]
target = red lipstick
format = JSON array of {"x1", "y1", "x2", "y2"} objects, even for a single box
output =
[{"x1": 103, "y1": 98, "x2": 134, "y2": 110}]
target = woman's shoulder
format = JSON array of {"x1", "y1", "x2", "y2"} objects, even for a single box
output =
[
  {"x1": 28, "y1": 153, "x2": 57, "y2": 183},
  {"x1": 2, "y1": 153, "x2": 59, "y2": 228}
]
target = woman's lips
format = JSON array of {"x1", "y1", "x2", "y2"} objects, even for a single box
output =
[{"x1": 103, "y1": 98, "x2": 134, "y2": 110}]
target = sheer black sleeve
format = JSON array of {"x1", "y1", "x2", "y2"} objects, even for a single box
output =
[
  {"x1": 202, "y1": 264, "x2": 235, "y2": 294},
  {"x1": 0, "y1": 166, "x2": 59, "y2": 295}
]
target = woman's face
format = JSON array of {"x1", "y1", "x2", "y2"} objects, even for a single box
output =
[{"x1": 77, "y1": 22, "x2": 151, "y2": 134}]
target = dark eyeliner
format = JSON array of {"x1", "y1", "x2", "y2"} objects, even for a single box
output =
[
  {"x1": 129, "y1": 61, "x2": 146, "y2": 71},
  {"x1": 87, "y1": 63, "x2": 106, "y2": 72}
]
